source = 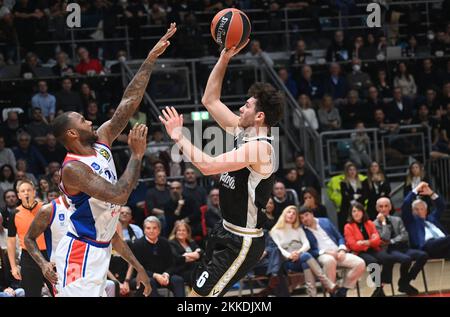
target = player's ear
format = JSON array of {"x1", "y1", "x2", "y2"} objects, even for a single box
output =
[{"x1": 67, "y1": 128, "x2": 78, "y2": 139}]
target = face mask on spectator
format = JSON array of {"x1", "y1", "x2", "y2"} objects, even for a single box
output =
[{"x1": 352, "y1": 64, "x2": 361, "y2": 72}]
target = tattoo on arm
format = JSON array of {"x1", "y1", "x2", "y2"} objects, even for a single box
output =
[
  {"x1": 24, "y1": 204, "x2": 52, "y2": 268},
  {"x1": 112, "y1": 232, "x2": 144, "y2": 271},
  {"x1": 63, "y1": 158, "x2": 142, "y2": 205},
  {"x1": 99, "y1": 57, "x2": 156, "y2": 143}
]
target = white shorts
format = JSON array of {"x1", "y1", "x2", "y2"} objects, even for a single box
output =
[{"x1": 54, "y1": 234, "x2": 112, "y2": 297}]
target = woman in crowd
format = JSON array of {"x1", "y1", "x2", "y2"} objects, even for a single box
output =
[
  {"x1": 364, "y1": 161, "x2": 391, "y2": 219},
  {"x1": 37, "y1": 177, "x2": 50, "y2": 203},
  {"x1": 393, "y1": 62, "x2": 417, "y2": 99},
  {"x1": 264, "y1": 197, "x2": 277, "y2": 231},
  {"x1": 403, "y1": 161, "x2": 430, "y2": 196},
  {"x1": 293, "y1": 94, "x2": 319, "y2": 131},
  {"x1": 169, "y1": 221, "x2": 202, "y2": 288},
  {"x1": 344, "y1": 202, "x2": 396, "y2": 297},
  {"x1": 0, "y1": 164, "x2": 15, "y2": 192},
  {"x1": 302, "y1": 187, "x2": 328, "y2": 218},
  {"x1": 339, "y1": 162, "x2": 368, "y2": 233},
  {"x1": 317, "y1": 95, "x2": 341, "y2": 131},
  {"x1": 270, "y1": 205, "x2": 336, "y2": 297},
  {"x1": 375, "y1": 69, "x2": 392, "y2": 100}
]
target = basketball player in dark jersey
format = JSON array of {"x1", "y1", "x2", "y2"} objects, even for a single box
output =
[{"x1": 159, "y1": 44, "x2": 284, "y2": 297}]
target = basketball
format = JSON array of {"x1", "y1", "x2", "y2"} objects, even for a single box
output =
[{"x1": 210, "y1": 8, "x2": 251, "y2": 50}]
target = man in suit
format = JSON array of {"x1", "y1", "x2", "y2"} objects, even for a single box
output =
[
  {"x1": 401, "y1": 182, "x2": 448, "y2": 259},
  {"x1": 374, "y1": 197, "x2": 428, "y2": 295},
  {"x1": 299, "y1": 207, "x2": 366, "y2": 297},
  {"x1": 387, "y1": 88, "x2": 413, "y2": 125}
]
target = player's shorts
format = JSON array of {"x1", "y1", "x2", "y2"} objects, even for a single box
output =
[
  {"x1": 53, "y1": 233, "x2": 112, "y2": 297},
  {"x1": 192, "y1": 221, "x2": 265, "y2": 297}
]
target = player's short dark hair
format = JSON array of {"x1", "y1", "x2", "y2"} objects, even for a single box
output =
[
  {"x1": 51, "y1": 112, "x2": 74, "y2": 145},
  {"x1": 248, "y1": 82, "x2": 284, "y2": 127}
]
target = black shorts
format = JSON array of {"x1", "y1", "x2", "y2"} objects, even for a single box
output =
[{"x1": 192, "y1": 223, "x2": 265, "y2": 297}]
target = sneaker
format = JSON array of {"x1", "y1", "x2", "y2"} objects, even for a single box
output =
[
  {"x1": 331, "y1": 287, "x2": 348, "y2": 297},
  {"x1": 371, "y1": 287, "x2": 386, "y2": 297},
  {"x1": 398, "y1": 283, "x2": 419, "y2": 296}
]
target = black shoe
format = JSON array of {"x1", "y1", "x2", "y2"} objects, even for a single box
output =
[
  {"x1": 331, "y1": 287, "x2": 348, "y2": 297},
  {"x1": 398, "y1": 283, "x2": 419, "y2": 296},
  {"x1": 371, "y1": 287, "x2": 386, "y2": 297}
]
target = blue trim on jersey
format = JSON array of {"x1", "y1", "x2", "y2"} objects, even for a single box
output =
[
  {"x1": 68, "y1": 192, "x2": 97, "y2": 241},
  {"x1": 63, "y1": 238, "x2": 74, "y2": 287},
  {"x1": 82, "y1": 244, "x2": 90, "y2": 278},
  {"x1": 49, "y1": 200, "x2": 57, "y2": 226},
  {"x1": 67, "y1": 232, "x2": 111, "y2": 248},
  {"x1": 44, "y1": 201, "x2": 57, "y2": 259}
]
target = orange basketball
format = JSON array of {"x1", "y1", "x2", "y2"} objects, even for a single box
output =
[{"x1": 210, "y1": 8, "x2": 251, "y2": 50}]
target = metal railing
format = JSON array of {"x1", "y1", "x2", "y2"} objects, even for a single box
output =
[{"x1": 429, "y1": 157, "x2": 450, "y2": 203}]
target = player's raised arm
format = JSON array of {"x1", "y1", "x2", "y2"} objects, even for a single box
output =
[
  {"x1": 24, "y1": 203, "x2": 58, "y2": 284},
  {"x1": 63, "y1": 124, "x2": 148, "y2": 205},
  {"x1": 97, "y1": 23, "x2": 177, "y2": 146},
  {"x1": 201, "y1": 42, "x2": 249, "y2": 134}
]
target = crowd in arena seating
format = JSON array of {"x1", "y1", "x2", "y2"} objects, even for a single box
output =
[{"x1": 0, "y1": 0, "x2": 449, "y2": 298}]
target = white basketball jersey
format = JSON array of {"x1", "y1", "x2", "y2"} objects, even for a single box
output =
[
  {"x1": 44, "y1": 196, "x2": 69, "y2": 261},
  {"x1": 60, "y1": 142, "x2": 120, "y2": 243}
]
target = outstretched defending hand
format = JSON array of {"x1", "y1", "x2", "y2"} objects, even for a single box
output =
[
  {"x1": 148, "y1": 22, "x2": 177, "y2": 60},
  {"x1": 159, "y1": 106, "x2": 184, "y2": 142},
  {"x1": 128, "y1": 123, "x2": 148, "y2": 159}
]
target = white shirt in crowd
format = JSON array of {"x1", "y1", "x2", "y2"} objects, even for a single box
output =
[
  {"x1": 305, "y1": 219, "x2": 347, "y2": 255},
  {"x1": 424, "y1": 220, "x2": 446, "y2": 242},
  {"x1": 270, "y1": 224, "x2": 310, "y2": 259}
]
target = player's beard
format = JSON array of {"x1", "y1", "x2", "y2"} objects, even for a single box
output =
[{"x1": 79, "y1": 129, "x2": 99, "y2": 146}]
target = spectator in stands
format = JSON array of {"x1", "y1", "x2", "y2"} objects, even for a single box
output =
[
  {"x1": 12, "y1": 0, "x2": 44, "y2": 52},
  {"x1": 431, "y1": 30, "x2": 450, "y2": 57},
  {"x1": 13, "y1": 131, "x2": 47, "y2": 176},
  {"x1": 371, "y1": 108, "x2": 399, "y2": 135},
  {"x1": 264, "y1": 197, "x2": 276, "y2": 231},
  {"x1": 322, "y1": 63, "x2": 348, "y2": 101},
  {"x1": 164, "y1": 181, "x2": 201, "y2": 238},
  {"x1": 423, "y1": 88, "x2": 441, "y2": 114},
  {"x1": 31, "y1": 81, "x2": 56, "y2": 123},
  {"x1": 364, "y1": 162, "x2": 390, "y2": 219},
  {"x1": 15, "y1": 159, "x2": 37, "y2": 186},
  {"x1": 0, "y1": 286, "x2": 24, "y2": 297},
  {"x1": 402, "y1": 35, "x2": 419, "y2": 58},
  {"x1": 169, "y1": 221, "x2": 202, "y2": 288},
  {"x1": 0, "y1": 164, "x2": 14, "y2": 192},
  {"x1": 349, "y1": 121, "x2": 371, "y2": 169},
  {"x1": 298, "y1": 65, "x2": 321, "y2": 100},
  {"x1": 293, "y1": 94, "x2": 318, "y2": 131},
  {"x1": 55, "y1": 78, "x2": 84, "y2": 113},
  {"x1": 318, "y1": 95, "x2": 341, "y2": 131},
  {"x1": 393, "y1": 62, "x2": 417, "y2": 99},
  {"x1": 339, "y1": 161, "x2": 369, "y2": 233},
  {"x1": 0, "y1": 111, "x2": 26, "y2": 148},
  {"x1": 350, "y1": 35, "x2": 364, "y2": 60},
  {"x1": 416, "y1": 59, "x2": 441, "y2": 95},
  {"x1": 120, "y1": 206, "x2": 144, "y2": 243},
  {"x1": 302, "y1": 187, "x2": 327, "y2": 218},
  {"x1": 289, "y1": 40, "x2": 309, "y2": 70},
  {"x1": 360, "y1": 33, "x2": 377, "y2": 60},
  {"x1": 346, "y1": 58, "x2": 372, "y2": 94},
  {"x1": 278, "y1": 67, "x2": 298, "y2": 99},
  {"x1": 130, "y1": 216, "x2": 185, "y2": 297},
  {"x1": 283, "y1": 168, "x2": 302, "y2": 200},
  {"x1": 403, "y1": 161, "x2": 430, "y2": 198},
  {"x1": 19, "y1": 52, "x2": 39, "y2": 78},
  {"x1": 75, "y1": 47, "x2": 103, "y2": 75},
  {"x1": 1, "y1": 189, "x2": 17, "y2": 230},
  {"x1": 205, "y1": 188, "x2": 221, "y2": 233},
  {"x1": 365, "y1": 86, "x2": 384, "y2": 117},
  {"x1": 39, "y1": 133, "x2": 66, "y2": 165},
  {"x1": 402, "y1": 182, "x2": 448, "y2": 259},
  {"x1": 375, "y1": 69, "x2": 393, "y2": 100},
  {"x1": 387, "y1": 87, "x2": 413, "y2": 125},
  {"x1": 244, "y1": 40, "x2": 274, "y2": 67},
  {"x1": 0, "y1": 136, "x2": 16, "y2": 171},
  {"x1": 149, "y1": 2, "x2": 167, "y2": 25},
  {"x1": 145, "y1": 170, "x2": 170, "y2": 226},
  {"x1": 183, "y1": 168, "x2": 207, "y2": 208},
  {"x1": 326, "y1": 30, "x2": 351, "y2": 62},
  {"x1": 0, "y1": 1, "x2": 17, "y2": 65},
  {"x1": 270, "y1": 205, "x2": 336, "y2": 297},
  {"x1": 272, "y1": 181, "x2": 299, "y2": 222},
  {"x1": 300, "y1": 207, "x2": 366, "y2": 297},
  {"x1": 344, "y1": 202, "x2": 395, "y2": 297},
  {"x1": 51, "y1": 51, "x2": 75, "y2": 77},
  {"x1": 145, "y1": 129, "x2": 169, "y2": 161},
  {"x1": 80, "y1": 82, "x2": 96, "y2": 111},
  {"x1": 374, "y1": 197, "x2": 428, "y2": 296},
  {"x1": 341, "y1": 90, "x2": 367, "y2": 129},
  {"x1": 129, "y1": 107, "x2": 147, "y2": 127},
  {"x1": 36, "y1": 176, "x2": 50, "y2": 203},
  {"x1": 85, "y1": 101, "x2": 104, "y2": 130},
  {"x1": 412, "y1": 104, "x2": 436, "y2": 130},
  {"x1": 295, "y1": 153, "x2": 321, "y2": 196},
  {"x1": 25, "y1": 108, "x2": 49, "y2": 146}
]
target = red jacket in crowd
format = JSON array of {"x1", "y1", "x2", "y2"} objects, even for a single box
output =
[{"x1": 344, "y1": 220, "x2": 381, "y2": 254}]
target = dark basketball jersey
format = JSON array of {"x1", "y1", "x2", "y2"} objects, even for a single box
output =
[{"x1": 218, "y1": 132, "x2": 275, "y2": 229}]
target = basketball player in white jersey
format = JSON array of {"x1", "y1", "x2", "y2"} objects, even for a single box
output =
[
  {"x1": 46, "y1": 23, "x2": 177, "y2": 297},
  {"x1": 159, "y1": 44, "x2": 284, "y2": 296}
]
